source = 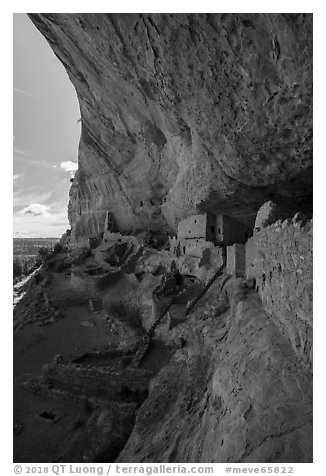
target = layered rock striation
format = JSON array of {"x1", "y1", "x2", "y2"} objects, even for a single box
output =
[{"x1": 28, "y1": 13, "x2": 312, "y2": 242}]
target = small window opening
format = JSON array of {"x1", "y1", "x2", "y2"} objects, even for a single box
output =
[
  {"x1": 38, "y1": 409, "x2": 64, "y2": 424},
  {"x1": 39, "y1": 411, "x2": 56, "y2": 420},
  {"x1": 210, "y1": 226, "x2": 215, "y2": 233}
]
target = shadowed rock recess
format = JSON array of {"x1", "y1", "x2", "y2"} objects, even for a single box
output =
[
  {"x1": 28, "y1": 13, "x2": 312, "y2": 243},
  {"x1": 19, "y1": 13, "x2": 312, "y2": 463}
]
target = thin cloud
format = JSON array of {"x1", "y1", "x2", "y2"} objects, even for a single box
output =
[
  {"x1": 20, "y1": 203, "x2": 51, "y2": 217},
  {"x1": 60, "y1": 161, "x2": 78, "y2": 173},
  {"x1": 13, "y1": 146, "x2": 34, "y2": 157},
  {"x1": 14, "y1": 152, "x2": 56, "y2": 170},
  {"x1": 13, "y1": 86, "x2": 34, "y2": 97},
  {"x1": 13, "y1": 174, "x2": 21, "y2": 181},
  {"x1": 13, "y1": 187, "x2": 53, "y2": 208}
]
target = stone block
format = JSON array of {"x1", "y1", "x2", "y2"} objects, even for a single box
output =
[
  {"x1": 226, "y1": 244, "x2": 246, "y2": 277},
  {"x1": 254, "y1": 201, "x2": 277, "y2": 230}
]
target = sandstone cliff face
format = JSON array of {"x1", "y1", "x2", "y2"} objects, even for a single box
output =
[
  {"x1": 118, "y1": 286, "x2": 312, "y2": 463},
  {"x1": 28, "y1": 13, "x2": 312, "y2": 242}
]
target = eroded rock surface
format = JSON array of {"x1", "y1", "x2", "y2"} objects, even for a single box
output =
[
  {"x1": 118, "y1": 287, "x2": 312, "y2": 463},
  {"x1": 28, "y1": 13, "x2": 312, "y2": 242}
]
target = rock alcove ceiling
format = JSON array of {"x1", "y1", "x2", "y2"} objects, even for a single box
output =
[{"x1": 28, "y1": 13, "x2": 312, "y2": 241}]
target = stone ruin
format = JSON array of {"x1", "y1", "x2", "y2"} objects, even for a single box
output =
[
  {"x1": 20, "y1": 351, "x2": 153, "y2": 462},
  {"x1": 254, "y1": 200, "x2": 278, "y2": 231},
  {"x1": 63, "y1": 201, "x2": 312, "y2": 369},
  {"x1": 168, "y1": 212, "x2": 252, "y2": 278},
  {"x1": 22, "y1": 349, "x2": 153, "y2": 410},
  {"x1": 168, "y1": 202, "x2": 311, "y2": 287},
  {"x1": 171, "y1": 212, "x2": 251, "y2": 263},
  {"x1": 177, "y1": 212, "x2": 251, "y2": 246}
]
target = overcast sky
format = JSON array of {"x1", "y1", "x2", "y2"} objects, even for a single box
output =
[{"x1": 13, "y1": 13, "x2": 81, "y2": 238}]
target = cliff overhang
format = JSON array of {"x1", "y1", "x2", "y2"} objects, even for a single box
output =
[{"x1": 28, "y1": 13, "x2": 313, "y2": 243}]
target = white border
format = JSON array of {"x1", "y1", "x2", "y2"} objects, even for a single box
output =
[{"x1": 3, "y1": 2, "x2": 323, "y2": 472}]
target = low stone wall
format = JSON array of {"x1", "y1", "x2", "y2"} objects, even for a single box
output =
[
  {"x1": 43, "y1": 362, "x2": 152, "y2": 403},
  {"x1": 246, "y1": 217, "x2": 312, "y2": 368}
]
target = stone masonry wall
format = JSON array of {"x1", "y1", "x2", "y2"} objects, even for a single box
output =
[
  {"x1": 226, "y1": 244, "x2": 246, "y2": 277},
  {"x1": 246, "y1": 217, "x2": 312, "y2": 369},
  {"x1": 180, "y1": 238, "x2": 213, "y2": 258},
  {"x1": 178, "y1": 214, "x2": 207, "y2": 240},
  {"x1": 44, "y1": 363, "x2": 151, "y2": 402}
]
